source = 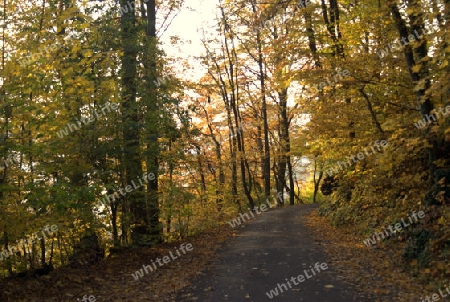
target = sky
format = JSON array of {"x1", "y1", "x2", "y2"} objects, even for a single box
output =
[
  {"x1": 84, "y1": 0, "x2": 217, "y2": 70},
  {"x1": 159, "y1": 0, "x2": 306, "y2": 109},
  {"x1": 160, "y1": 0, "x2": 219, "y2": 80}
]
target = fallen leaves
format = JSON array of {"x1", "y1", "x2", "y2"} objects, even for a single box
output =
[
  {"x1": 0, "y1": 224, "x2": 235, "y2": 301},
  {"x1": 304, "y1": 210, "x2": 429, "y2": 301}
]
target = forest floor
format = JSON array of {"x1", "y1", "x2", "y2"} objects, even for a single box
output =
[{"x1": 0, "y1": 204, "x2": 428, "y2": 301}]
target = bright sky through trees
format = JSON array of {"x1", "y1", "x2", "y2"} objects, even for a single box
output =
[{"x1": 161, "y1": 0, "x2": 217, "y2": 80}]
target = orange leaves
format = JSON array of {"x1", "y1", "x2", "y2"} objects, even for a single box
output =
[{"x1": 305, "y1": 211, "x2": 427, "y2": 301}]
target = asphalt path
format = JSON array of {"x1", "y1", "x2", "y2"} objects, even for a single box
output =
[{"x1": 177, "y1": 204, "x2": 371, "y2": 302}]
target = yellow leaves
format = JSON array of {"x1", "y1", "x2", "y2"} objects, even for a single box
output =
[
  {"x1": 79, "y1": 23, "x2": 90, "y2": 30},
  {"x1": 23, "y1": 86, "x2": 33, "y2": 94},
  {"x1": 435, "y1": 191, "x2": 446, "y2": 204},
  {"x1": 412, "y1": 64, "x2": 422, "y2": 73},
  {"x1": 437, "y1": 177, "x2": 446, "y2": 186},
  {"x1": 61, "y1": 67, "x2": 74, "y2": 77},
  {"x1": 71, "y1": 44, "x2": 81, "y2": 54},
  {"x1": 82, "y1": 50, "x2": 93, "y2": 58},
  {"x1": 60, "y1": 6, "x2": 81, "y2": 21},
  {"x1": 414, "y1": 78, "x2": 427, "y2": 91},
  {"x1": 436, "y1": 262, "x2": 446, "y2": 270},
  {"x1": 436, "y1": 31, "x2": 446, "y2": 39},
  {"x1": 430, "y1": 125, "x2": 441, "y2": 134},
  {"x1": 433, "y1": 159, "x2": 447, "y2": 168}
]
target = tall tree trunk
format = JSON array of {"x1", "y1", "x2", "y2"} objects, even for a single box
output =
[
  {"x1": 144, "y1": 0, "x2": 162, "y2": 243},
  {"x1": 303, "y1": 8, "x2": 321, "y2": 67},
  {"x1": 166, "y1": 139, "x2": 175, "y2": 234},
  {"x1": 287, "y1": 157, "x2": 295, "y2": 204},
  {"x1": 203, "y1": 105, "x2": 225, "y2": 211},
  {"x1": 219, "y1": 4, "x2": 255, "y2": 209},
  {"x1": 256, "y1": 123, "x2": 264, "y2": 186},
  {"x1": 284, "y1": 113, "x2": 295, "y2": 205},
  {"x1": 251, "y1": 1, "x2": 271, "y2": 199},
  {"x1": 196, "y1": 145, "x2": 207, "y2": 194},
  {"x1": 321, "y1": 0, "x2": 344, "y2": 57},
  {"x1": 389, "y1": 1, "x2": 434, "y2": 181},
  {"x1": 271, "y1": 13, "x2": 294, "y2": 205},
  {"x1": 40, "y1": 237, "x2": 46, "y2": 266},
  {"x1": 276, "y1": 88, "x2": 288, "y2": 205},
  {"x1": 229, "y1": 115, "x2": 239, "y2": 209},
  {"x1": 110, "y1": 196, "x2": 119, "y2": 247},
  {"x1": 119, "y1": 0, "x2": 145, "y2": 244},
  {"x1": 235, "y1": 118, "x2": 255, "y2": 209},
  {"x1": 217, "y1": 80, "x2": 239, "y2": 208},
  {"x1": 0, "y1": 0, "x2": 10, "y2": 276}
]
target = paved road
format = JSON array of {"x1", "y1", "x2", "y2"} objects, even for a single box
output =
[{"x1": 177, "y1": 204, "x2": 370, "y2": 302}]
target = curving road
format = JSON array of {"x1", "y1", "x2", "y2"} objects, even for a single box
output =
[{"x1": 177, "y1": 204, "x2": 371, "y2": 302}]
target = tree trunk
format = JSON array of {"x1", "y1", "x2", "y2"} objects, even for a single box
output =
[
  {"x1": 111, "y1": 197, "x2": 119, "y2": 247},
  {"x1": 389, "y1": 2, "x2": 435, "y2": 181},
  {"x1": 359, "y1": 86, "x2": 385, "y2": 136},
  {"x1": 303, "y1": 8, "x2": 321, "y2": 67},
  {"x1": 196, "y1": 145, "x2": 207, "y2": 201},
  {"x1": 276, "y1": 88, "x2": 289, "y2": 205},
  {"x1": 120, "y1": 0, "x2": 148, "y2": 245},
  {"x1": 313, "y1": 157, "x2": 324, "y2": 203},
  {"x1": 250, "y1": 0, "x2": 271, "y2": 199},
  {"x1": 321, "y1": 0, "x2": 344, "y2": 57},
  {"x1": 40, "y1": 237, "x2": 46, "y2": 266},
  {"x1": 218, "y1": 4, "x2": 255, "y2": 209},
  {"x1": 287, "y1": 153, "x2": 295, "y2": 205},
  {"x1": 143, "y1": 0, "x2": 162, "y2": 243},
  {"x1": 203, "y1": 105, "x2": 225, "y2": 211}
]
